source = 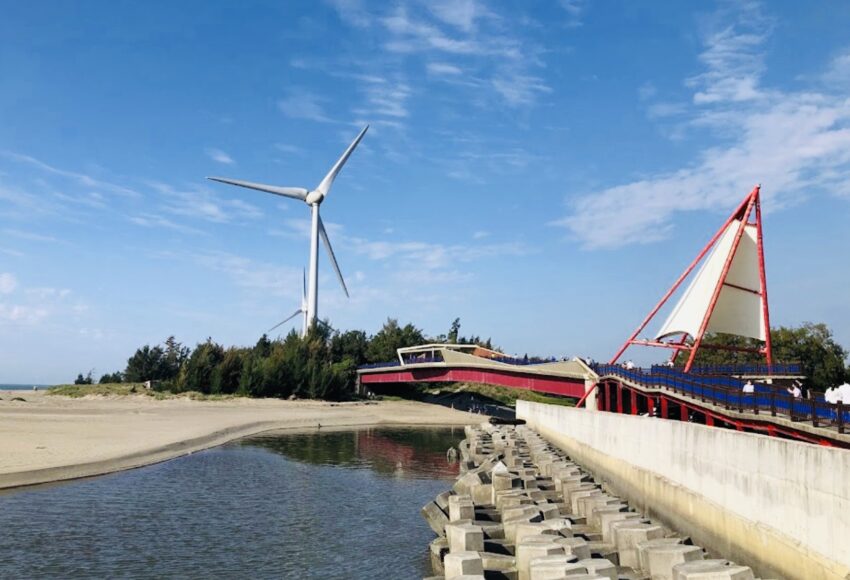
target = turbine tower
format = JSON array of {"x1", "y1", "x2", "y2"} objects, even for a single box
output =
[{"x1": 209, "y1": 125, "x2": 368, "y2": 330}]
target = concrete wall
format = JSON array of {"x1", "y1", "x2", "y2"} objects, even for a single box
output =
[{"x1": 517, "y1": 401, "x2": 850, "y2": 580}]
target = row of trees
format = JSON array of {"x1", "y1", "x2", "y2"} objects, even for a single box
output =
[
  {"x1": 82, "y1": 318, "x2": 490, "y2": 400},
  {"x1": 78, "y1": 319, "x2": 848, "y2": 398}
]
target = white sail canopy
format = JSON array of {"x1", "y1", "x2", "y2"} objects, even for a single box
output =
[{"x1": 656, "y1": 219, "x2": 766, "y2": 342}]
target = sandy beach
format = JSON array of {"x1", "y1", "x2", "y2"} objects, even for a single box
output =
[{"x1": 0, "y1": 391, "x2": 480, "y2": 490}]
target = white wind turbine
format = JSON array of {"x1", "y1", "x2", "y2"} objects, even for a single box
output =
[
  {"x1": 268, "y1": 269, "x2": 308, "y2": 337},
  {"x1": 209, "y1": 125, "x2": 368, "y2": 331}
]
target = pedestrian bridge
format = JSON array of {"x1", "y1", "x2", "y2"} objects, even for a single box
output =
[{"x1": 357, "y1": 344, "x2": 850, "y2": 448}]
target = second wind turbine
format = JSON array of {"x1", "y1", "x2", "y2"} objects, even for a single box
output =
[{"x1": 209, "y1": 125, "x2": 368, "y2": 330}]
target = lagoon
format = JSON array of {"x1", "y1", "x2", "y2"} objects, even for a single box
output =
[{"x1": 0, "y1": 427, "x2": 463, "y2": 579}]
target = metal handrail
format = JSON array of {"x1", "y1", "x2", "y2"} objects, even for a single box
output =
[{"x1": 594, "y1": 364, "x2": 847, "y2": 434}]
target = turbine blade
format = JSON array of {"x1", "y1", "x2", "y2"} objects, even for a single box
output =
[
  {"x1": 268, "y1": 308, "x2": 304, "y2": 333},
  {"x1": 315, "y1": 125, "x2": 369, "y2": 196},
  {"x1": 207, "y1": 177, "x2": 308, "y2": 201},
  {"x1": 318, "y1": 215, "x2": 350, "y2": 298}
]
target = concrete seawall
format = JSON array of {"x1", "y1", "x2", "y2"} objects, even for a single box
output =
[{"x1": 517, "y1": 401, "x2": 850, "y2": 579}]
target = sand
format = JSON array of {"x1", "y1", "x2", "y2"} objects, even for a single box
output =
[{"x1": 0, "y1": 390, "x2": 481, "y2": 490}]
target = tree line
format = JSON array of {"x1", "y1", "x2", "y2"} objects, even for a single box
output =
[
  {"x1": 74, "y1": 319, "x2": 848, "y2": 397},
  {"x1": 76, "y1": 318, "x2": 491, "y2": 400}
]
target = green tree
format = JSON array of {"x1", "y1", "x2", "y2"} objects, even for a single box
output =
[
  {"x1": 124, "y1": 345, "x2": 166, "y2": 382},
  {"x1": 162, "y1": 336, "x2": 190, "y2": 380},
  {"x1": 330, "y1": 330, "x2": 369, "y2": 366},
  {"x1": 448, "y1": 318, "x2": 461, "y2": 343},
  {"x1": 211, "y1": 347, "x2": 249, "y2": 394},
  {"x1": 178, "y1": 339, "x2": 225, "y2": 393},
  {"x1": 98, "y1": 371, "x2": 123, "y2": 384},
  {"x1": 74, "y1": 372, "x2": 93, "y2": 385},
  {"x1": 366, "y1": 318, "x2": 425, "y2": 363},
  {"x1": 254, "y1": 334, "x2": 272, "y2": 358}
]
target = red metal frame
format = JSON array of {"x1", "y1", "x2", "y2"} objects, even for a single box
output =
[{"x1": 610, "y1": 185, "x2": 773, "y2": 372}]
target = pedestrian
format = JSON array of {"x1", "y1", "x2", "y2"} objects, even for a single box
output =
[
  {"x1": 742, "y1": 380, "x2": 755, "y2": 394},
  {"x1": 787, "y1": 383, "x2": 802, "y2": 399}
]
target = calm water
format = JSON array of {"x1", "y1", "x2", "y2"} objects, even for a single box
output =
[{"x1": 0, "y1": 427, "x2": 463, "y2": 579}]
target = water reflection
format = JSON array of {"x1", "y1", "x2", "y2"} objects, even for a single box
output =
[
  {"x1": 242, "y1": 427, "x2": 462, "y2": 480},
  {"x1": 0, "y1": 427, "x2": 463, "y2": 580}
]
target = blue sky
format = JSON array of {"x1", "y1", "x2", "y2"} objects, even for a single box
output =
[{"x1": 2, "y1": 0, "x2": 850, "y2": 383}]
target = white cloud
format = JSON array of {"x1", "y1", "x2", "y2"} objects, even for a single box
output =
[
  {"x1": 822, "y1": 48, "x2": 850, "y2": 87},
  {"x1": 427, "y1": 62, "x2": 463, "y2": 76},
  {"x1": 149, "y1": 182, "x2": 264, "y2": 224},
  {"x1": 3, "y1": 228, "x2": 61, "y2": 243},
  {"x1": 278, "y1": 92, "x2": 332, "y2": 123},
  {"x1": 554, "y1": 3, "x2": 850, "y2": 249},
  {"x1": 0, "y1": 152, "x2": 141, "y2": 198},
  {"x1": 326, "y1": 0, "x2": 371, "y2": 28},
  {"x1": 426, "y1": 0, "x2": 490, "y2": 33},
  {"x1": 0, "y1": 272, "x2": 17, "y2": 294},
  {"x1": 558, "y1": 0, "x2": 585, "y2": 28},
  {"x1": 205, "y1": 148, "x2": 235, "y2": 165},
  {"x1": 0, "y1": 303, "x2": 48, "y2": 324}
]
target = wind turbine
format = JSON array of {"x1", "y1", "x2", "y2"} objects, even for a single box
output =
[
  {"x1": 209, "y1": 125, "x2": 368, "y2": 330},
  {"x1": 268, "y1": 269, "x2": 308, "y2": 337}
]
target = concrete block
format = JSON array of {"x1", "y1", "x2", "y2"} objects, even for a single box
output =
[
  {"x1": 555, "y1": 536, "x2": 591, "y2": 560},
  {"x1": 446, "y1": 523, "x2": 485, "y2": 553},
  {"x1": 471, "y1": 483, "x2": 495, "y2": 506},
  {"x1": 515, "y1": 522, "x2": 562, "y2": 545},
  {"x1": 672, "y1": 559, "x2": 755, "y2": 580},
  {"x1": 570, "y1": 488, "x2": 602, "y2": 514},
  {"x1": 588, "y1": 504, "x2": 627, "y2": 530},
  {"x1": 576, "y1": 558, "x2": 617, "y2": 580},
  {"x1": 613, "y1": 523, "x2": 664, "y2": 569},
  {"x1": 528, "y1": 556, "x2": 586, "y2": 580},
  {"x1": 449, "y1": 495, "x2": 475, "y2": 522},
  {"x1": 636, "y1": 538, "x2": 683, "y2": 572},
  {"x1": 480, "y1": 552, "x2": 516, "y2": 572},
  {"x1": 444, "y1": 551, "x2": 484, "y2": 578},
  {"x1": 429, "y1": 537, "x2": 449, "y2": 574},
  {"x1": 645, "y1": 544, "x2": 704, "y2": 580},
  {"x1": 598, "y1": 510, "x2": 639, "y2": 543},
  {"x1": 516, "y1": 536, "x2": 566, "y2": 580},
  {"x1": 454, "y1": 471, "x2": 487, "y2": 495},
  {"x1": 421, "y1": 501, "x2": 449, "y2": 536}
]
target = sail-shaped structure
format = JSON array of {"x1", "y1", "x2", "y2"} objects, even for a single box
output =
[{"x1": 610, "y1": 185, "x2": 772, "y2": 372}]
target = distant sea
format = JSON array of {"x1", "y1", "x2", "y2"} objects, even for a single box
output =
[{"x1": 0, "y1": 384, "x2": 52, "y2": 391}]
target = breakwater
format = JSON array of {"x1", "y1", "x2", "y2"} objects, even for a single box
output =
[
  {"x1": 517, "y1": 401, "x2": 850, "y2": 579},
  {"x1": 422, "y1": 421, "x2": 759, "y2": 579}
]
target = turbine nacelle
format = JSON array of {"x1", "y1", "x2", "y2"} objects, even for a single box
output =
[{"x1": 305, "y1": 189, "x2": 325, "y2": 206}]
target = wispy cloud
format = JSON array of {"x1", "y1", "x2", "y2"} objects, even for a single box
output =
[
  {"x1": 427, "y1": 62, "x2": 463, "y2": 76},
  {"x1": 1, "y1": 151, "x2": 141, "y2": 198},
  {"x1": 129, "y1": 213, "x2": 205, "y2": 235},
  {"x1": 554, "y1": 2, "x2": 850, "y2": 249},
  {"x1": 3, "y1": 228, "x2": 61, "y2": 243},
  {"x1": 278, "y1": 91, "x2": 333, "y2": 123},
  {"x1": 205, "y1": 148, "x2": 235, "y2": 165},
  {"x1": 326, "y1": 0, "x2": 371, "y2": 28},
  {"x1": 149, "y1": 182, "x2": 264, "y2": 224},
  {"x1": 558, "y1": 0, "x2": 586, "y2": 28}
]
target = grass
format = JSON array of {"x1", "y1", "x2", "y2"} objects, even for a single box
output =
[{"x1": 48, "y1": 383, "x2": 240, "y2": 401}]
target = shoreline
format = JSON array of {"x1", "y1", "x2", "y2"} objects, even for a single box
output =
[{"x1": 0, "y1": 392, "x2": 481, "y2": 491}]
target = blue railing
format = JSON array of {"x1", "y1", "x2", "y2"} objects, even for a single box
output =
[
  {"x1": 358, "y1": 361, "x2": 401, "y2": 369},
  {"x1": 593, "y1": 364, "x2": 848, "y2": 434},
  {"x1": 401, "y1": 356, "x2": 443, "y2": 365},
  {"x1": 687, "y1": 363, "x2": 802, "y2": 376}
]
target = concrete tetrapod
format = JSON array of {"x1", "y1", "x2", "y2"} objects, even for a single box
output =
[
  {"x1": 443, "y1": 551, "x2": 484, "y2": 578},
  {"x1": 645, "y1": 544, "x2": 705, "y2": 580},
  {"x1": 672, "y1": 559, "x2": 755, "y2": 580}
]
